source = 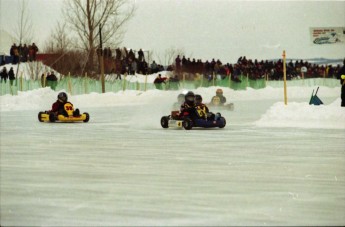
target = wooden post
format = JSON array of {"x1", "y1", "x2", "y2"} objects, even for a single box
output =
[
  {"x1": 84, "y1": 72, "x2": 88, "y2": 94},
  {"x1": 283, "y1": 50, "x2": 287, "y2": 105},
  {"x1": 20, "y1": 71, "x2": 23, "y2": 91},
  {"x1": 68, "y1": 72, "x2": 72, "y2": 95},
  {"x1": 229, "y1": 73, "x2": 231, "y2": 88}
]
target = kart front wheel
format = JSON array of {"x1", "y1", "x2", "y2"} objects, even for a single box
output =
[
  {"x1": 161, "y1": 116, "x2": 169, "y2": 128},
  {"x1": 183, "y1": 118, "x2": 193, "y2": 130},
  {"x1": 83, "y1": 113, "x2": 90, "y2": 123}
]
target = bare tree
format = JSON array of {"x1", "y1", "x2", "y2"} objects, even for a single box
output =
[
  {"x1": 44, "y1": 22, "x2": 72, "y2": 53},
  {"x1": 156, "y1": 47, "x2": 185, "y2": 67},
  {"x1": 63, "y1": 0, "x2": 136, "y2": 71},
  {"x1": 14, "y1": 0, "x2": 34, "y2": 45}
]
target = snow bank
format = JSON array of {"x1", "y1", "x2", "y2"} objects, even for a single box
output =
[
  {"x1": 1, "y1": 85, "x2": 343, "y2": 129},
  {"x1": 254, "y1": 99, "x2": 345, "y2": 129}
]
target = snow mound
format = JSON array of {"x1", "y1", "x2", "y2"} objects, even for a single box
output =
[{"x1": 254, "y1": 99, "x2": 345, "y2": 129}]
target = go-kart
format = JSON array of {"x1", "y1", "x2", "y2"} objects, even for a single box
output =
[
  {"x1": 161, "y1": 110, "x2": 226, "y2": 130},
  {"x1": 209, "y1": 96, "x2": 234, "y2": 111},
  {"x1": 38, "y1": 102, "x2": 90, "y2": 123}
]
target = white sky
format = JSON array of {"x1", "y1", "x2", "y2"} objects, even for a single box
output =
[{"x1": 0, "y1": 0, "x2": 344, "y2": 63}]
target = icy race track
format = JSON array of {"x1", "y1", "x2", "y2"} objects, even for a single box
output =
[{"x1": 1, "y1": 87, "x2": 345, "y2": 226}]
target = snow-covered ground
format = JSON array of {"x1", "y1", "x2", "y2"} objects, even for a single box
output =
[{"x1": 1, "y1": 85, "x2": 344, "y2": 226}]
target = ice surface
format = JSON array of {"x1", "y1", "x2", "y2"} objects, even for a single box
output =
[{"x1": 1, "y1": 86, "x2": 344, "y2": 226}]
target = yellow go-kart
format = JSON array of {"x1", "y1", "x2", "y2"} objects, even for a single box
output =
[{"x1": 38, "y1": 102, "x2": 90, "y2": 123}]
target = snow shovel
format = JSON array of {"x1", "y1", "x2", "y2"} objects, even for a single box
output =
[{"x1": 309, "y1": 87, "x2": 324, "y2": 105}]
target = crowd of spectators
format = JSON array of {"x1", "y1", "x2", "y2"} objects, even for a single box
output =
[
  {"x1": 174, "y1": 55, "x2": 344, "y2": 81},
  {"x1": 0, "y1": 66, "x2": 16, "y2": 85},
  {"x1": 100, "y1": 47, "x2": 165, "y2": 77},
  {"x1": 5, "y1": 43, "x2": 39, "y2": 65}
]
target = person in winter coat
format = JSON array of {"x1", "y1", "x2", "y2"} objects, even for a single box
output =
[
  {"x1": 46, "y1": 71, "x2": 58, "y2": 90},
  {"x1": 0, "y1": 67, "x2": 8, "y2": 83},
  {"x1": 337, "y1": 58, "x2": 345, "y2": 107},
  {"x1": 8, "y1": 67, "x2": 15, "y2": 86},
  {"x1": 153, "y1": 74, "x2": 166, "y2": 90}
]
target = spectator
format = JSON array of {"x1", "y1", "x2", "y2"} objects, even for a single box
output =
[
  {"x1": 151, "y1": 61, "x2": 158, "y2": 74},
  {"x1": 175, "y1": 55, "x2": 181, "y2": 73},
  {"x1": 46, "y1": 71, "x2": 58, "y2": 90},
  {"x1": 138, "y1": 48, "x2": 144, "y2": 62},
  {"x1": 153, "y1": 73, "x2": 166, "y2": 90},
  {"x1": 130, "y1": 59, "x2": 137, "y2": 75},
  {"x1": 0, "y1": 67, "x2": 8, "y2": 83},
  {"x1": 10, "y1": 43, "x2": 19, "y2": 64},
  {"x1": 29, "y1": 43, "x2": 39, "y2": 61},
  {"x1": 8, "y1": 67, "x2": 15, "y2": 86},
  {"x1": 22, "y1": 44, "x2": 29, "y2": 62}
]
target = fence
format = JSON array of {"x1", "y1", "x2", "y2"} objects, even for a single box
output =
[{"x1": 0, "y1": 73, "x2": 340, "y2": 96}]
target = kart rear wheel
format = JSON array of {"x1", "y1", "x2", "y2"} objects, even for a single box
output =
[
  {"x1": 183, "y1": 118, "x2": 193, "y2": 130},
  {"x1": 219, "y1": 117, "x2": 226, "y2": 128},
  {"x1": 83, "y1": 113, "x2": 90, "y2": 122},
  {"x1": 49, "y1": 113, "x2": 56, "y2": 122},
  {"x1": 161, "y1": 116, "x2": 169, "y2": 128},
  {"x1": 38, "y1": 112, "x2": 44, "y2": 122}
]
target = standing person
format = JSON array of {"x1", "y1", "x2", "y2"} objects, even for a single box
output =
[
  {"x1": 138, "y1": 48, "x2": 144, "y2": 62},
  {"x1": 46, "y1": 71, "x2": 58, "y2": 90},
  {"x1": 337, "y1": 58, "x2": 345, "y2": 107},
  {"x1": 175, "y1": 55, "x2": 181, "y2": 74},
  {"x1": 0, "y1": 67, "x2": 8, "y2": 83},
  {"x1": 8, "y1": 67, "x2": 15, "y2": 86}
]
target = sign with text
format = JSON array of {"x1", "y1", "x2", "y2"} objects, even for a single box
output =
[{"x1": 310, "y1": 27, "x2": 345, "y2": 45}]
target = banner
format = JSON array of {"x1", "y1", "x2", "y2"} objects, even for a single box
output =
[{"x1": 310, "y1": 27, "x2": 345, "y2": 45}]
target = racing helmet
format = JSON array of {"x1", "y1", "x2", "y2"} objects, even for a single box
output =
[
  {"x1": 185, "y1": 91, "x2": 195, "y2": 104},
  {"x1": 195, "y1": 94, "x2": 203, "y2": 104},
  {"x1": 58, "y1": 92, "x2": 68, "y2": 103},
  {"x1": 216, "y1": 88, "x2": 223, "y2": 96}
]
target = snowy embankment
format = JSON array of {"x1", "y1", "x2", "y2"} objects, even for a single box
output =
[{"x1": 0, "y1": 85, "x2": 344, "y2": 129}]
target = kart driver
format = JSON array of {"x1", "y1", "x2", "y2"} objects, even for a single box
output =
[
  {"x1": 50, "y1": 92, "x2": 80, "y2": 116},
  {"x1": 195, "y1": 94, "x2": 209, "y2": 119},
  {"x1": 180, "y1": 91, "x2": 197, "y2": 118},
  {"x1": 210, "y1": 88, "x2": 226, "y2": 106}
]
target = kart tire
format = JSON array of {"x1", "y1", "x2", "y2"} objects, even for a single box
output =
[
  {"x1": 49, "y1": 113, "x2": 56, "y2": 122},
  {"x1": 38, "y1": 112, "x2": 44, "y2": 122},
  {"x1": 161, "y1": 116, "x2": 169, "y2": 128},
  {"x1": 183, "y1": 118, "x2": 193, "y2": 130},
  {"x1": 83, "y1": 113, "x2": 90, "y2": 123},
  {"x1": 219, "y1": 117, "x2": 226, "y2": 128}
]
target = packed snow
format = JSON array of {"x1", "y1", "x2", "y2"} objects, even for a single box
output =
[{"x1": 1, "y1": 83, "x2": 344, "y2": 226}]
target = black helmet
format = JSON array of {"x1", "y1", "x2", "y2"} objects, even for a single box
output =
[
  {"x1": 185, "y1": 91, "x2": 195, "y2": 104},
  {"x1": 58, "y1": 92, "x2": 68, "y2": 102},
  {"x1": 195, "y1": 94, "x2": 202, "y2": 104}
]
